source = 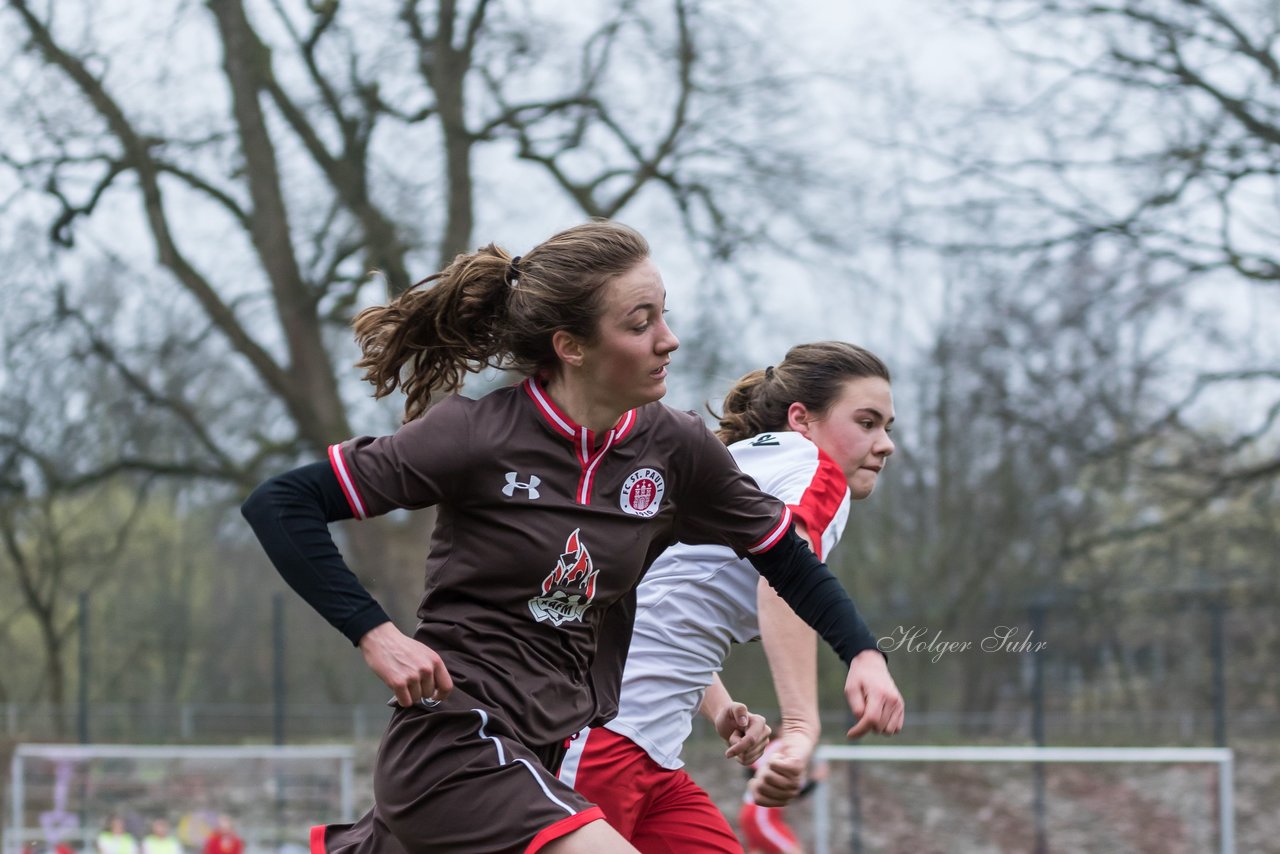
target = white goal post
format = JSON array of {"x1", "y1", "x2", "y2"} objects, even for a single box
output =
[
  {"x1": 7, "y1": 743, "x2": 356, "y2": 854},
  {"x1": 812, "y1": 745, "x2": 1235, "y2": 854}
]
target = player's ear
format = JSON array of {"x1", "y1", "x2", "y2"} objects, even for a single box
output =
[
  {"x1": 787, "y1": 402, "x2": 812, "y2": 436},
  {"x1": 552, "y1": 329, "x2": 587, "y2": 368}
]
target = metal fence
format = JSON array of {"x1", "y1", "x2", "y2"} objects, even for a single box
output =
[{"x1": 3, "y1": 702, "x2": 1277, "y2": 747}]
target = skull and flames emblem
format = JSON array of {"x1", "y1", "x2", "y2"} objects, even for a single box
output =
[{"x1": 527, "y1": 528, "x2": 600, "y2": 626}]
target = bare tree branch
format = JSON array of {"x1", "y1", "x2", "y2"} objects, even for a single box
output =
[{"x1": 8, "y1": 0, "x2": 299, "y2": 420}]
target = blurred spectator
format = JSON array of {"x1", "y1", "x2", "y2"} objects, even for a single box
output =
[
  {"x1": 140, "y1": 820, "x2": 182, "y2": 854},
  {"x1": 21, "y1": 838, "x2": 76, "y2": 854},
  {"x1": 96, "y1": 817, "x2": 138, "y2": 854},
  {"x1": 201, "y1": 816, "x2": 243, "y2": 854}
]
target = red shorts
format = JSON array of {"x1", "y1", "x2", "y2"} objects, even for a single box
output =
[
  {"x1": 560, "y1": 726, "x2": 743, "y2": 853},
  {"x1": 738, "y1": 802, "x2": 798, "y2": 854}
]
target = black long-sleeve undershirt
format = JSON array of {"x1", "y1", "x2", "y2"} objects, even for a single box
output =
[
  {"x1": 747, "y1": 526, "x2": 883, "y2": 667},
  {"x1": 242, "y1": 463, "x2": 884, "y2": 665},
  {"x1": 241, "y1": 462, "x2": 390, "y2": 645}
]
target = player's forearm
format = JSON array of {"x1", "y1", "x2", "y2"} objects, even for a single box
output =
[
  {"x1": 698, "y1": 673, "x2": 735, "y2": 724},
  {"x1": 758, "y1": 575, "x2": 821, "y2": 743},
  {"x1": 241, "y1": 462, "x2": 392, "y2": 645}
]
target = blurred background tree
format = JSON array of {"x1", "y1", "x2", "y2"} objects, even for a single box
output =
[{"x1": 0, "y1": 0, "x2": 1275, "y2": 743}]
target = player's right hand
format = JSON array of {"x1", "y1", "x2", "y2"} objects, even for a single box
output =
[
  {"x1": 749, "y1": 732, "x2": 813, "y2": 807},
  {"x1": 844, "y1": 649, "x2": 905, "y2": 739},
  {"x1": 714, "y1": 701, "x2": 771, "y2": 766},
  {"x1": 359, "y1": 622, "x2": 454, "y2": 707}
]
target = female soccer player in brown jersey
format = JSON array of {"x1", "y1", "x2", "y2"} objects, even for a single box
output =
[{"x1": 242, "y1": 221, "x2": 903, "y2": 853}]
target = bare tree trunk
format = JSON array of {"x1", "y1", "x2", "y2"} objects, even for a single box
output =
[
  {"x1": 1, "y1": 508, "x2": 69, "y2": 735},
  {"x1": 404, "y1": 0, "x2": 487, "y2": 266},
  {"x1": 341, "y1": 516, "x2": 421, "y2": 627},
  {"x1": 208, "y1": 0, "x2": 352, "y2": 451},
  {"x1": 434, "y1": 0, "x2": 476, "y2": 265}
]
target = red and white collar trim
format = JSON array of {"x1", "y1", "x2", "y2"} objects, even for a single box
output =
[
  {"x1": 522, "y1": 378, "x2": 638, "y2": 505},
  {"x1": 522, "y1": 378, "x2": 637, "y2": 445},
  {"x1": 524, "y1": 377, "x2": 577, "y2": 440}
]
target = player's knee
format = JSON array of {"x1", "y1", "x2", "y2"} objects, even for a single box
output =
[{"x1": 541, "y1": 819, "x2": 637, "y2": 853}]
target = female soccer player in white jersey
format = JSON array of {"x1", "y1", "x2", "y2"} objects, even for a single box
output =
[
  {"x1": 560, "y1": 341, "x2": 901, "y2": 852},
  {"x1": 242, "y1": 221, "x2": 903, "y2": 854}
]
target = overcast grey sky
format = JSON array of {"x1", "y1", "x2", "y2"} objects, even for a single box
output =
[{"x1": 1, "y1": 0, "x2": 1275, "y2": 428}]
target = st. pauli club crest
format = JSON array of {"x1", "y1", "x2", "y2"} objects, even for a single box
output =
[{"x1": 619, "y1": 468, "x2": 665, "y2": 518}]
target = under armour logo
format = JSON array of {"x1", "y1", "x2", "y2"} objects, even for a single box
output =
[{"x1": 503, "y1": 471, "x2": 541, "y2": 499}]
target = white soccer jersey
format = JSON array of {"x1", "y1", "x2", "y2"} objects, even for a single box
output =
[{"x1": 603, "y1": 430, "x2": 851, "y2": 769}]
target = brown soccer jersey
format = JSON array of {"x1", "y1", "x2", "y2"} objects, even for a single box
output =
[{"x1": 329, "y1": 378, "x2": 789, "y2": 745}]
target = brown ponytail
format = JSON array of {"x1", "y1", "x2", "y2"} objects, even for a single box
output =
[
  {"x1": 714, "y1": 342, "x2": 891, "y2": 445},
  {"x1": 353, "y1": 221, "x2": 650, "y2": 422}
]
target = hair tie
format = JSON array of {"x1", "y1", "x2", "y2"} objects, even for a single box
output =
[
  {"x1": 506, "y1": 256, "x2": 522, "y2": 288},
  {"x1": 764, "y1": 365, "x2": 775, "y2": 380}
]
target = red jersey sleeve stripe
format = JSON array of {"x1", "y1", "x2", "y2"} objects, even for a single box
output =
[
  {"x1": 327, "y1": 444, "x2": 368, "y2": 520},
  {"x1": 309, "y1": 825, "x2": 327, "y2": 854},
  {"x1": 525, "y1": 806, "x2": 606, "y2": 854},
  {"x1": 747, "y1": 506, "x2": 793, "y2": 555},
  {"x1": 787, "y1": 450, "x2": 849, "y2": 561},
  {"x1": 788, "y1": 503, "x2": 822, "y2": 561}
]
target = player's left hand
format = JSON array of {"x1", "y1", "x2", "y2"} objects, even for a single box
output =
[
  {"x1": 714, "y1": 701, "x2": 771, "y2": 765},
  {"x1": 844, "y1": 649, "x2": 905, "y2": 739}
]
